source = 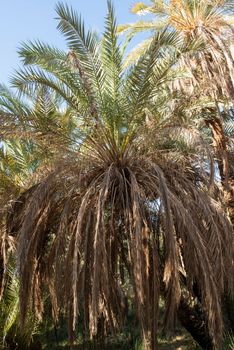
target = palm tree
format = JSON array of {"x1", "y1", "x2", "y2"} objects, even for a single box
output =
[
  {"x1": 0, "y1": 85, "x2": 81, "y2": 348},
  {"x1": 0, "y1": 2, "x2": 233, "y2": 349},
  {"x1": 119, "y1": 0, "x2": 234, "y2": 96},
  {"x1": 0, "y1": 140, "x2": 42, "y2": 349},
  {"x1": 119, "y1": 0, "x2": 234, "y2": 228}
]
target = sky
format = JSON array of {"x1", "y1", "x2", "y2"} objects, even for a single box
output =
[{"x1": 0, "y1": 0, "x2": 140, "y2": 85}]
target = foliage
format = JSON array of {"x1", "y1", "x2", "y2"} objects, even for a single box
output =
[
  {"x1": 0, "y1": 259, "x2": 39, "y2": 349},
  {"x1": 224, "y1": 333, "x2": 234, "y2": 350},
  {"x1": 119, "y1": 0, "x2": 234, "y2": 101},
  {"x1": 0, "y1": 1, "x2": 233, "y2": 350}
]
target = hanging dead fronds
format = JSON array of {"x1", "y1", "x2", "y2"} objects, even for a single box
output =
[{"x1": 9, "y1": 130, "x2": 233, "y2": 349}]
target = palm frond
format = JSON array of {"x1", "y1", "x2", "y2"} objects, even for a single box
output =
[
  {"x1": 12, "y1": 66, "x2": 80, "y2": 110},
  {"x1": 101, "y1": 1, "x2": 122, "y2": 104},
  {"x1": 56, "y1": 2, "x2": 105, "y2": 108}
]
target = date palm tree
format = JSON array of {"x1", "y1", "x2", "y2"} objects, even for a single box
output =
[
  {"x1": 119, "y1": 0, "x2": 234, "y2": 97},
  {"x1": 0, "y1": 2, "x2": 233, "y2": 349},
  {"x1": 0, "y1": 83, "x2": 77, "y2": 305},
  {"x1": 119, "y1": 0, "x2": 234, "y2": 228}
]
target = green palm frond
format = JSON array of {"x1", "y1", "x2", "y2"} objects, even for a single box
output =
[
  {"x1": 19, "y1": 40, "x2": 67, "y2": 68},
  {"x1": 126, "y1": 29, "x2": 183, "y2": 118},
  {"x1": 56, "y1": 2, "x2": 104, "y2": 106},
  {"x1": 101, "y1": 1, "x2": 122, "y2": 102},
  {"x1": 0, "y1": 83, "x2": 80, "y2": 191},
  {"x1": 0, "y1": 260, "x2": 39, "y2": 347},
  {"x1": 18, "y1": 41, "x2": 89, "y2": 108},
  {"x1": 1, "y1": 265, "x2": 19, "y2": 340},
  {"x1": 0, "y1": 140, "x2": 36, "y2": 191},
  {"x1": 224, "y1": 332, "x2": 234, "y2": 349},
  {"x1": 12, "y1": 66, "x2": 80, "y2": 110},
  {"x1": 123, "y1": 38, "x2": 153, "y2": 68},
  {"x1": 100, "y1": 0, "x2": 126, "y2": 136},
  {"x1": 0, "y1": 84, "x2": 31, "y2": 118}
]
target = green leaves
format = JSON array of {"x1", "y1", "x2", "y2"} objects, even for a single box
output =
[
  {"x1": 11, "y1": 1, "x2": 198, "y2": 151},
  {"x1": 0, "y1": 84, "x2": 30, "y2": 116},
  {"x1": 19, "y1": 41, "x2": 67, "y2": 68},
  {"x1": 100, "y1": 1, "x2": 124, "y2": 133},
  {"x1": 56, "y1": 2, "x2": 98, "y2": 56},
  {"x1": 56, "y1": 2, "x2": 104, "y2": 110},
  {"x1": 126, "y1": 29, "x2": 182, "y2": 118}
]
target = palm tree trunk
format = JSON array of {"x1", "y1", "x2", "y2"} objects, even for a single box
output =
[
  {"x1": 177, "y1": 296, "x2": 214, "y2": 350},
  {"x1": 178, "y1": 113, "x2": 234, "y2": 350},
  {"x1": 226, "y1": 152, "x2": 234, "y2": 227},
  {"x1": 205, "y1": 115, "x2": 234, "y2": 335},
  {"x1": 205, "y1": 116, "x2": 234, "y2": 226},
  {"x1": 205, "y1": 116, "x2": 228, "y2": 183},
  {"x1": 176, "y1": 305, "x2": 217, "y2": 350}
]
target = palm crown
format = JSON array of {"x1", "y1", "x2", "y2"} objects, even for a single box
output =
[{"x1": 119, "y1": 0, "x2": 234, "y2": 100}]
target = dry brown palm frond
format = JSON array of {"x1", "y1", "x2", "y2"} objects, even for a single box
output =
[
  {"x1": 6, "y1": 129, "x2": 233, "y2": 349},
  {"x1": 168, "y1": 0, "x2": 234, "y2": 101}
]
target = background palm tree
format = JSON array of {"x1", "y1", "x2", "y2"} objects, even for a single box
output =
[
  {"x1": 0, "y1": 85, "x2": 72, "y2": 348},
  {"x1": 118, "y1": 0, "x2": 234, "y2": 228}
]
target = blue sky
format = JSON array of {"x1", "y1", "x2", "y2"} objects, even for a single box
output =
[{"x1": 0, "y1": 0, "x2": 141, "y2": 85}]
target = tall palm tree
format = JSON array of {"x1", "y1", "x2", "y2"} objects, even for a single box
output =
[
  {"x1": 0, "y1": 84, "x2": 76, "y2": 309},
  {"x1": 119, "y1": 0, "x2": 234, "y2": 227},
  {"x1": 0, "y1": 2, "x2": 233, "y2": 349}
]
